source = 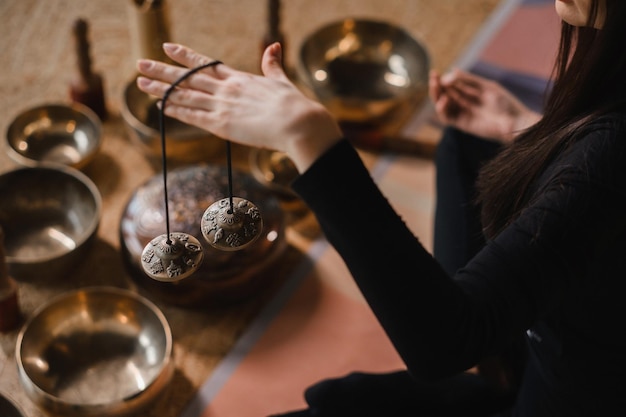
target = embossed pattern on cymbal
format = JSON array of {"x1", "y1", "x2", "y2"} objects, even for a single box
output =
[
  {"x1": 201, "y1": 197, "x2": 263, "y2": 251},
  {"x1": 141, "y1": 232, "x2": 204, "y2": 282}
]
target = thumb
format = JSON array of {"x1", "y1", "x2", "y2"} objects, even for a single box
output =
[{"x1": 261, "y1": 42, "x2": 288, "y2": 81}]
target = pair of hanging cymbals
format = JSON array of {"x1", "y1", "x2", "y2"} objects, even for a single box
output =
[
  {"x1": 141, "y1": 196, "x2": 263, "y2": 282},
  {"x1": 139, "y1": 60, "x2": 263, "y2": 283}
]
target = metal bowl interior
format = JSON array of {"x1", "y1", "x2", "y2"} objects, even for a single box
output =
[
  {"x1": 0, "y1": 393, "x2": 26, "y2": 417},
  {"x1": 0, "y1": 165, "x2": 101, "y2": 280},
  {"x1": 16, "y1": 287, "x2": 173, "y2": 417},
  {"x1": 6, "y1": 103, "x2": 102, "y2": 170},
  {"x1": 297, "y1": 18, "x2": 430, "y2": 127},
  {"x1": 121, "y1": 78, "x2": 222, "y2": 165}
]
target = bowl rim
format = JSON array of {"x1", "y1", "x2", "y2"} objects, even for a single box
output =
[
  {"x1": 5, "y1": 102, "x2": 103, "y2": 170},
  {"x1": 120, "y1": 76, "x2": 211, "y2": 140},
  {"x1": 0, "y1": 163, "x2": 102, "y2": 264},
  {"x1": 14, "y1": 286, "x2": 174, "y2": 412},
  {"x1": 120, "y1": 76, "x2": 159, "y2": 138}
]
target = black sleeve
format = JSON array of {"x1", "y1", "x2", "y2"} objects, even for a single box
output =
[
  {"x1": 291, "y1": 127, "x2": 626, "y2": 381},
  {"x1": 293, "y1": 139, "x2": 497, "y2": 378}
]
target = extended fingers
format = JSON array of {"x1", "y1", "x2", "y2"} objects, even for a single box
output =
[
  {"x1": 136, "y1": 76, "x2": 169, "y2": 97},
  {"x1": 136, "y1": 58, "x2": 221, "y2": 96},
  {"x1": 136, "y1": 43, "x2": 233, "y2": 95},
  {"x1": 154, "y1": 101, "x2": 217, "y2": 130},
  {"x1": 136, "y1": 76, "x2": 215, "y2": 111},
  {"x1": 162, "y1": 43, "x2": 231, "y2": 79}
]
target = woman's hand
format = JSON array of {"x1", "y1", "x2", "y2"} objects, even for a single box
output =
[
  {"x1": 429, "y1": 68, "x2": 542, "y2": 143},
  {"x1": 136, "y1": 42, "x2": 343, "y2": 172}
]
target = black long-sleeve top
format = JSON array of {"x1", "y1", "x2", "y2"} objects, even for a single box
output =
[{"x1": 291, "y1": 113, "x2": 626, "y2": 416}]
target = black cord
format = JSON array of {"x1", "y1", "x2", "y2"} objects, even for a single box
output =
[
  {"x1": 226, "y1": 139, "x2": 234, "y2": 213},
  {"x1": 159, "y1": 60, "x2": 223, "y2": 244}
]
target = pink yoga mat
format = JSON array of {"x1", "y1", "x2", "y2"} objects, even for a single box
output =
[{"x1": 194, "y1": 245, "x2": 406, "y2": 417}]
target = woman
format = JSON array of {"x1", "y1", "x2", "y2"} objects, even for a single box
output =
[{"x1": 136, "y1": 0, "x2": 626, "y2": 415}]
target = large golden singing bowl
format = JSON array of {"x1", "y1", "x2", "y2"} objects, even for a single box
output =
[
  {"x1": 121, "y1": 77, "x2": 222, "y2": 165},
  {"x1": 16, "y1": 287, "x2": 173, "y2": 417},
  {"x1": 0, "y1": 165, "x2": 101, "y2": 280},
  {"x1": 298, "y1": 19, "x2": 430, "y2": 138},
  {"x1": 5, "y1": 103, "x2": 102, "y2": 170}
]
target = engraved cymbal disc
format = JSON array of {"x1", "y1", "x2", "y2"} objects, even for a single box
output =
[
  {"x1": 141, "y1": 232, "x2": 204, "y2": 282},
  {"x1": 201, "y1": 197, "x2": 263, "y2": 251}
]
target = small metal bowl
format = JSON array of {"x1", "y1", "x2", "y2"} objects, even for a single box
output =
[
  {"x1": 0, "y1": 164, "x2": 101, "y2": 280},
  {"x1": 121, "y1": 77, "x2": 223, "y2": 165},
  {"x1": 0, "y1": 392, "x2": 26, "y2": 417},
  {"x1": 297, "y1": 18, "x2": 430, "y2": 137},
  {"x1": 5, "y1": 103, "x2": 102, "y2": 170},
  {"x1": 16, "y1": 286, "x2": 173, "y2": 417}
]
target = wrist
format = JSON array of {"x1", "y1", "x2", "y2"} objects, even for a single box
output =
[
  {"x1": 501, "y1": 109, "x2": 542, "y2": 143},
  {"x1": 512, "y1": 110, "x2": 542, "y2": 135},
  {"x1": 284, "y1": 103, "x2": 343, "y2": 172}
]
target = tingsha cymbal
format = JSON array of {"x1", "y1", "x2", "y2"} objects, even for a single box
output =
[
  {"x1": 201, "y1": 197, "x2": 263, "y2": 251},
  {"x1": 141, "y1": 232, "x2": 204, "y2": 282}
]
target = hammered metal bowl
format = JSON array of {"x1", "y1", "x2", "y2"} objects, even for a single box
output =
[
  {"x1": 121, "y1": 77, "x2": 223, "y2": 165},
  {"x1": 0, "y1": 165, "x2": 101, "y2": 280},
  {"x1": 297, "y1": 18, "x2": 430, "y2": 139},
  {"x1": 16, "y1": 287, "x2": 173, "y2": 417},
  {"x1": 5, "y1": 103, "x2": 102, "y2": 170}
]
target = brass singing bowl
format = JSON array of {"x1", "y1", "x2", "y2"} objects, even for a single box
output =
[
  {"x1": 16, "y1": 287, "x2": 173, "y2": 417},
  {"x1": 297, "y1": 18, "x2": 430, "y2": 132},
  {"x1": 0, "y1": 165, "x2": 101, "y2": 280},
  {"x1": 121, "y1": 77, "x2": 223, "y2": 165},
  {"x1": 5, "y1": 103, "x2": 102, "y2": 170}
]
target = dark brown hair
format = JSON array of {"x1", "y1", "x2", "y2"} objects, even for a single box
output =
[{"x1": 476, "y1": 0, "x2": 626, "y2": 238}]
